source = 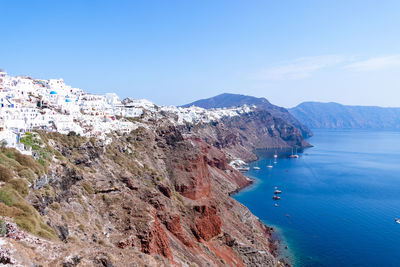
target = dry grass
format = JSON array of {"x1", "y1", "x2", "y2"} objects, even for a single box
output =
[
  {"x1": 82, "y1": 182, "x2": 94, "y2": 194},
  {"x1": 0, "y1": 146, "x2": 57, "y2": 240},
  {"x1": 18, "y1": 168, "x2": 36, "y2": 183},
  {"x1": 0, "y1": 164, "x2": 13, "y2": 182},
  {"x1": 39, "y1": 131, "x2": 87, "y2": 149},
  {"x1": 0, "y1": 186, "x2": 57, "y2": 240},
  {"x1": 8, "y1": 179, "x2": 29, "y2": 197}
]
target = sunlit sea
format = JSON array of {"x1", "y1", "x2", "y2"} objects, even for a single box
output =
[{"x1": 234, "y1": 129, "x2": 400, "y2": 267}]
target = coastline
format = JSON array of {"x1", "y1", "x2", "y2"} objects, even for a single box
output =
[
  {"x1": 229, "y1": 170, "x2": 292, "y2": 266},
  {"x1": 228, "y1": 144, "x2": 315, "y2": 265}
]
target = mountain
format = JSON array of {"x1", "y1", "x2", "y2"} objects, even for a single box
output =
[
  {"x1": 182, "y1": 93, "x2": 313, "y2": 138},
  {"x1": 289, "y1": 102, "x2": 400, "y2": 129}
]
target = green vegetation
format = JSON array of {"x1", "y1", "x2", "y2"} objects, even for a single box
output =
[
  {"x1": 0, "y1": 218, "x2": 6, "y2": 236},
  {"x1": 39, "y1": 131, "x2": 87, "y2": 149},
  {"x1": 20, "y1": 132, "x2": 52, "y2": 167},
  {"x1": 0, "y1": 145, "x2": 57, "y2": 240},
  {"x1": 18, "y1": 168, "x2": 36, "y2": 183},
  {"x1": 0, "y1": 189, "x2": 14, "y2": 206},
  {"x1": 19, "y1": 132, "x2": 43, "y2": 151},
  {"x1": 0, "y1": 185, "x2": 57, "y2": 239},
  {"x1": 0, "y1": 146, "x2": 46, "y2": 177},
  {"x1": 8, "y1": 178, "x2": 29, "y2": 197}
]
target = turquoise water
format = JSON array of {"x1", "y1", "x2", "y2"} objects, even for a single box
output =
[{"x1": 234, "y1": 130, "x2": 400, "y2": 267}]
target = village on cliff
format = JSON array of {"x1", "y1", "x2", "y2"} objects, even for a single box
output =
[{"x1": 0, "y1": 70, "x2": 253, "y2": 157}]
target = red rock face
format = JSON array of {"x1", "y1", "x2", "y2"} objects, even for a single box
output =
[
  {"x1": 165, "y1": 214, "x2": 195, "y2": 247},
  {"x1": 171, "y1": 138, "x2": 235, "y2": 200},
  {"x1": 140, "y1": 215, "x2": 173, "y2": 262},
  {"x1": 172, "y1": 151, "x2": 211, "y2": 200},
  {"x1": 192, "y1": 205, "x2": 222, "y2": 241},
  {"x1": 206, "y1": 241, "x2": 245, "y2": 267}
]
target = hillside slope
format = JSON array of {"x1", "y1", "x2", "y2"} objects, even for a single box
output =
[
  {"x1": 0, "y1": 105, "x2": 307, "y2": 266},
  {"x1": 290, "y1": 102, "x2": 400, "y2": 129}
]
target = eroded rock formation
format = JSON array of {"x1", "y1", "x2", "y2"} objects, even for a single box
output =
[{"x1": 0, "y1": 110, "x2": 306, "y2": 266}]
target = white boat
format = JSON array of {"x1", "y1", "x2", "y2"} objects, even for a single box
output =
[
  {"x1": 274, "y1": 190, "x2": 282, "y2": 194},
  {"x1": 267, "y1": 160, "x2": 273, "y2": 168},
  {"x1": 289, "y1": 147, "x2": 299, "y2": 158},
  {"x1": 274, "y1": 203, "x2": 279, "y2": 207},
  {"x1": 253, "y1": 166, "x2": 261, "y2": 170},
  {"x1": 395, "y1": 218, "x2": 400, "y2": 224},
  {"x1": 289, "y1": 154, "x2": 299, "y2": 158}
]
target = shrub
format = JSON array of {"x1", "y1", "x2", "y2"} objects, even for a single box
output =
[
  {"x1": 50, "y1": 202, "x2": 61, "y2": 210},
  {"x1": 0, "y1": 164, "x2": 14, "y2": 182},
  {"x1": 78, "y1": 224, "x2": 86, "y2": 232},
  {"x1": 14, "y1": 216, "x2": 36, "y2": 233},
  {"x1": 82, "y1": 182, "x2": 94, "y2": 194},
  {"x1": 5, "y1": 151, "x2": 15, "y2": 159},
  {"x1": 0, "y1": 187, "x2": 57, "y2": 240},
  {"x1": 18, "y1": 168, "x2": 36, "y2": 183},
  {"x1": 15, "y1": 153, "x2": 44, "y2": 174},
  {"x1": 37, "y1": 229, "x2": 57, "y2": 239},
  {"x1": 0, "y1": 218, "x2": 6, "y2": 236},
  {"x1": 0, "y1": 189, "x2": 14, "y2": 206},
  {"x1": 15, "y1": 153, "x2": 35, "y2": 167},
  {"x1": 8, "y1": 179, "x2": 29, "y2": 197},
  {"x1": 0, "y1": 153, "x2": 21, "y2": 171}
]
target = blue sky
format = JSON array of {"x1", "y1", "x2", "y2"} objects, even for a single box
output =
[{"x1": 1, "y1": 0, "x2": 400, "y2": 107}]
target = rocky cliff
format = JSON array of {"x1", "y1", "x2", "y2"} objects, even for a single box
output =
[
  {"x1": 0, "y1": 108, "x2": 306, "y2": 266},
  {"x1": 290, "y1": 101, "x2": 400, "y2": 129},
  {"x1": 182, "y1": 93, "x2": 313, "y2": 139},
  {"x1": 179, "y1": 110, "x2": 311, "y2": 162}
]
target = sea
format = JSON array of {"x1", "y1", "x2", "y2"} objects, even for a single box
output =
[{"x1": 233, "y1": 129, "x2": 400, "y2": 267}]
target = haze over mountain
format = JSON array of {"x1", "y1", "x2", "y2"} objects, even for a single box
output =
[
  {"x1": 290, "y1": 102, "x2": 400, "y2": 129},
  {"x1": 182, "y1": 93, "x2": 312, "y2": 138}
]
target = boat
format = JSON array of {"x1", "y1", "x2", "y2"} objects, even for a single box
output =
[
  {"x1": 274, "y1": 150, "x2": 278, "y2": 158},
  {"x1": 274, "y1": 203, "x2": 279, "y2": 207},
  {"x1": 274, "y1": 186, "x2": 278, "y2": 190},
  {"x1": 395, "y1": 218, "x2": 400, "y2": 224},
  {"x1": 274, "y1": 190, "x2": 282, "y2": 194},
  {"x1": 267, "y1": 160, "x2": 273, "y2": 168},
  {"x1": 289, "y1": 147, "x2": 299, "y2": 158},
  {"x1": 272, "y1": 196, "x2": 280, "y2": 200},
  {"x1": 237, "y1": 166, "x2": 250, "y2": 172},
  {"x1": 253, "y1": 166, "x2": 261, "y2": 170}
]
